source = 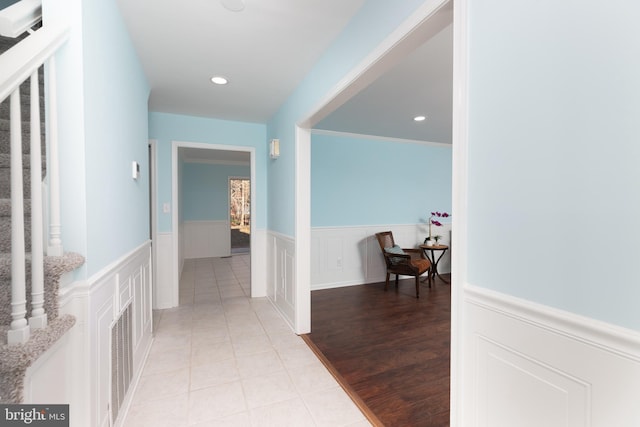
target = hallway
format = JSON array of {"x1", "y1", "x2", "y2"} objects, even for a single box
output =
[{"x1": 124, "y1": 254, "x2": 370, "y2": 426}]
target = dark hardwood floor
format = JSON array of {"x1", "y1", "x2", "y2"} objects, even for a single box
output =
[{"x1": 303, "y1": 276, "x2": 451, "y2": 427}]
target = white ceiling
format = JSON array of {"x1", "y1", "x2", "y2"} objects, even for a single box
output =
[
  {"x1": 116, "y1": 0, "x2": 366, "y2": 123},
  {"x1": 117, "y1": 0, "x2": 453, "y2": 161},
  {"x1": 316, "y1": 22, "x2": 453, "y2": 143}
]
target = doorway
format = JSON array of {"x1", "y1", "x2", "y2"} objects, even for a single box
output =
[
  {"x1": 171, "y1": 141, "x2": 260, "y2": 305},
  {"x1": 296, "y1": 0, "x2": 453, "y2": 331},
  {"x1": 229, "y1": 177, "x2": 251, "y2": 254},
  {"x1": 294, "y1": 0, "x2": 460, "y2": 421}
]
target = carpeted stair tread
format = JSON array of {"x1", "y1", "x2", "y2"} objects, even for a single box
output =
[
  {"x1": 0, "y1": 117, "x2": 46, "y2": 132},
  {"x1": 0, "y1": 118, "x2": 47, "y2": 154},
  {"x1": 0, "y1": 131, "x2": 35, "y2": 155},
  {"x1": 0, "y1": 216, "x2": 31, "y2": 253},
  {"x1": 0, "y1": 198, "x2": 29, "y2": 217},
  {"x1": 0, "y1": 199, "x2": 32, "y2": 253},
  {"x1": 0, "y1": 252, "x2": 85, "y2": 327},
  {"x1": 0, "y1": 98, "x2": 43, "y2": 121},
  {"x1": 0, "y1": 165, "x2": 41, "y2": 199},
  {"x1": 0, "y1": 152, "x2": 45, "y2": 168}
]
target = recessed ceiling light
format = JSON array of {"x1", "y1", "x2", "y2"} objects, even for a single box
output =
[
  {"x1": 414, "y1": 115, "x2": 427, "y2": 122},
  {"x1": 210, "y1": 76, "x2": 228, "y2": 85},
  {"x1": 221, "y1": 0, "x2": 245, "y2": 12}
]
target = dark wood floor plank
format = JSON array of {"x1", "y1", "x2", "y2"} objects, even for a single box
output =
[{"x1": 304, "y1": 276, "x2": 451, "y2": 426}]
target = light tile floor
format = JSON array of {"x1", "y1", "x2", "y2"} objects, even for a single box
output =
[{"x1": 124, "y1": 254, "x2": 371, "y2": 427}]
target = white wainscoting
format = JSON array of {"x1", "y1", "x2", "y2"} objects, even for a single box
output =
[
  {"x1": 311, "y1": 224, "x2": 451, "y2": 290},
  {"x1": 251, "y1": 228, "x2": 267, "y2": 297},
  {"x1": 183, "y1": 220, "x2": 230, "y2": 259},
  {"x1": 54, "y1": 242, "x2": 153, "y2": 427},
  {"x1": 154, "y1": 232, "x2": 175, "y2": 309},
  {"x1": 462, "y1": 284, "x2": 640, "y2": 427},
  {"x1": 267, "y1": 231, "x2": 295, "y2": 329}
]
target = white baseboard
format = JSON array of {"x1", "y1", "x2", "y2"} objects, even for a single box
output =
[
  {"x1": 462, "y1": 284, "x2": 640, "y2": 427},
  {"x1": 311, "y1": 224, "x2": 451, "y2": 290}
]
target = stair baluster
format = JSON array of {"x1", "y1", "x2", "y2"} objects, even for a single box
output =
[
  {"x1": 1, "y1": 22, "x2": 70, "y2": 346},
  {"x1": 29, "y1": 69, "x2": 45, "y2": 329},
  {"x1": 8, "y1": 87, "x2": 30, "y2": 345}
]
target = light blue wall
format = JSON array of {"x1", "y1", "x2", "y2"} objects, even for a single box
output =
[
  {"x1": 81, "y1": 0, "x2": 150, "y2": 276},
  {"x1": 43, "y1": 0, "x2": 88, "y2": 277},
  {"x1": 467, "y1": 0, "x2": 640, "y2": 331},
  {"x1": 312, "y1": 133, "x2": 451, "y2": 227},
  {"x1": 267, "y1": 0, "x2": 429, "y2": 236},
  {"x1": 43, "y1": 0, "x2": 149, "y2": 277},
  {"x1": 182, "y1": 163, "x2": 249, "y2": 221},
  {"x1": 149, "y1": 112, "x2": 267, "y2": 232}
]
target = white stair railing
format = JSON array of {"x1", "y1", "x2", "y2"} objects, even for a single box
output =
[{"x1": 0, "y1": 23, "x2": 69, "y2": 345}]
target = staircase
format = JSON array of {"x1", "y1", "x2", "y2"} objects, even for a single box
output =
[{"x1": 0, "y1": 29, "x2": 83, "y2": 404}]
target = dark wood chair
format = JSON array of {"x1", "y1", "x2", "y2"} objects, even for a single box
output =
[{"x1": 375, "y1": 231, "x2": 431, "y2": 298}]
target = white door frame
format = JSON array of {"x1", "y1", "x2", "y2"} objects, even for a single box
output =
[
  {"x1": 294, "y1": 0, "x2": 464, "y2": 423},
  {"x1": 172, "y1": 141, "x2": 257, "y2": 303},
  {"x1": 149, "y1": 139, "x2": 158, "y2": 311}
]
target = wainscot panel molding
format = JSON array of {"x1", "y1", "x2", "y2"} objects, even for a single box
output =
[
  {"x1": 183, "y1": 220, "x2": 230, "y2": 259},
  {"x1": 154, "y1": 232, "x2": 175, "y2": 309},
  {"x1": 178, "y1": 222, "x2": 185, "y2": 276},
  {"x1": 311, "y1": 224, "x2": 451, "y2": 290},
  {"x1": 251, "y1": 228, "x2": 267, "y2": 297},
  {"x1": 267, "y1": 231, "x2": 295, "y2": 330},
  {"x1": 55, "y1": 242, "x2": 153, "y2": 427},
  {"x1": 462, "y1": 284, "x2": 640, "y2": 427},
  {"x1": 57, "y1": 279, "x2": 90, "y2": 427}
]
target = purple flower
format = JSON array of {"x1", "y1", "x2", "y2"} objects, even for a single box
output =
[{"x1": 431, "y1": 220, "x2": 442, "y2": 226}]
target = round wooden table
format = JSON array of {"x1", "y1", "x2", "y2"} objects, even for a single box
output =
[{"x1": 419, "y1": 244, "x2": 450, "y2": 284}]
